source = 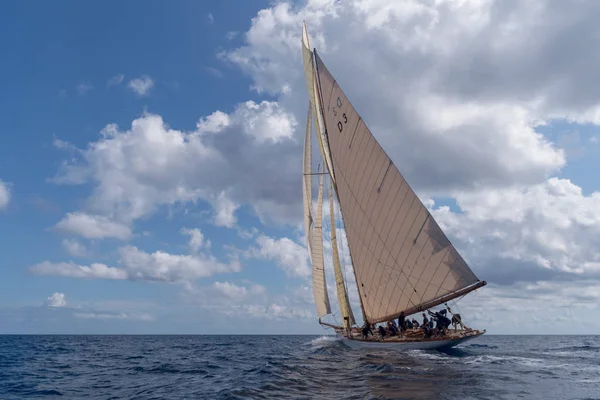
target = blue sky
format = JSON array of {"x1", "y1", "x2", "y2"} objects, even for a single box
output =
[{"x1": 2, "y1": 0, "x2": 600, "y2": 334}]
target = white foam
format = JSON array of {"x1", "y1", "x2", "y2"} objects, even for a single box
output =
[{"x1": 308, "y1": 335, "x2": 341, "y2": 347}]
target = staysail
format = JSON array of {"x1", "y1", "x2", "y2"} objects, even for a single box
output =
[
  {"x1": 329, "y1": 178, "x2": 355, "y2": 328},
  {"x1": 302, "y1": 23, "x2": 336, "y2": 184},
  {"x1": 310, "y1": 172, "x2": 331, "y2": 318},
  {"x1": 313, "y1": 51, "x2": 486, "y2": 324}
]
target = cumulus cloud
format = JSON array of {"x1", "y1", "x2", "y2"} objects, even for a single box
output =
[
  {"x1": 213, "y1": 281, "x2": 266, "y2": 301},
  {"x1": 184, "y1": 280, "x2": 312, "y2": 321},
  {"x1": 46, "y1": 292, "x2": 67, "y2": 307},
  {"x1": 128, "y1": 76, "x2": 154, "y2": 96},
  {"x1": 30, "y1": 245, "x2": 240, "y2": 283},
  {"x1": 0, "y1": 180, "x2": 10, "y2": 209},
  {"x1": 180, "y1": 228, "x2": 209, "y2": 253},
  {"x1": 51, "y1": 102, "x2": 299, "y2": 228},
  {"x1": 32, "y1": 261, "x2": 128, "y2": 280},
  {"x1": 62, "y1": 238, "x2": 88, "y2": 257},
  {"x1": 54, "y1": 212, "x2": 131, "y2": 240},
  {"x1": 246, "y1": 234, "x2": 311, "y2": 278},
  {"x1": 431, "y1": 178, "x2": 600, "y2": 284}
]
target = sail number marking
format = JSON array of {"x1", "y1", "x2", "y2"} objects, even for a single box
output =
[{"x1": 331, "y1": 96, "x2": 347, "y2": 133}]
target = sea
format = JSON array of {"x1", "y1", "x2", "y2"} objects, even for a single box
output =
[{"x1": 0, "y1": 335, "x2": 598, "y2": 400}]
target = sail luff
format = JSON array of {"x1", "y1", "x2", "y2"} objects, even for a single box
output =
[
  {"x1": 313, "y1": 51, "x2": 484, "y2": 323},
  {"x1": 311, "y1": 174, "x2": 331, "y2": 318},
  {"x1": 329, "y1": 178, "x2": 356, "y2": 329}
]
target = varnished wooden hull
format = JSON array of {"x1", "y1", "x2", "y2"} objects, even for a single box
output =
[{"x1": 337, "y1": 329, "x2": 485, "y2": 351}]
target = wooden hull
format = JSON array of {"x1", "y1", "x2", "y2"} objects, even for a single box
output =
[{"x1": 337, "y1": 329, "x2": 485, "y2": 351}]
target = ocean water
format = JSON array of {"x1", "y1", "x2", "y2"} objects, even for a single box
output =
[{"x1": 0, "y1": 335, "x2": 598, "y2": 400}]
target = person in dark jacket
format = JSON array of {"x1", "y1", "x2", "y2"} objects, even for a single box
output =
[
  {"x1": 362, "y1": 323, "x2": 373, "y2": 339},
  {"x1": 378, "y1": 324, "x2": 386, "y2": 339},
  {"x1": 397, "y1": 312, "x2": 406, "y2": 336},
  {"x1": 421, "y1": 313, "x2": 429, "y2": 328}
]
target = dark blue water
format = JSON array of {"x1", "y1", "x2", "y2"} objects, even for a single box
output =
[{"x1": 0, "y1": 335, "x2": 598, "y2": 399}]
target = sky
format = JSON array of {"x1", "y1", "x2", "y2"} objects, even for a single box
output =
[{"x1": 1, "y1": 0, "x2": 600, "y2": 335}]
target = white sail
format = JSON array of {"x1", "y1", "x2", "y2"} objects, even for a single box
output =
[
  {"x1": 311, "y1": 174, "x2": 331, "y2": 317},
  {"x1": 329, "y1": 178, "x2": 355, "y2": 328},
  {"x1": 313, "y1": 51, "x2": 486, "y2": 324},
  {"x1": 303, "y1": 104, "x2": 314, "y2": 264},
  {"x1": 302, "y1": 23, "x2": 336, "y2": 184}
]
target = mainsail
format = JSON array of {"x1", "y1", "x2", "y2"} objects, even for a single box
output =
[{"x1": 312, "y1": 50, "x2": 486, "y2": 324}]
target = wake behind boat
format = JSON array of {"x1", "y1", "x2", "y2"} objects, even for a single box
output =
[{"x1": 301, "y1": 24, "x2": 487, "y2": 351}]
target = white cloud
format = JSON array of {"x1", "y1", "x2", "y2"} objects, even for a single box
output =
[
  {"x1": 204, "y1": 67, "x2": 223, "y2": 78},
  {"x1": 211, "y1": 192, "x2": 239, "y2": 228},
  {"x1": 62, "y1": 238, "x2": 88, "y2": 257},
  {"x1": 30, "y1": 245, "x2": 240, "y2": 283},
  {"x1": 212, "y1": 281, "x2": 266, "y2": 301},
  {"x1": 431, "y1": 177, "x2": 600, "y2": 283},
  {"x1": 32, "y1": 261, "x2": 128, "y2": 280},
  {"x1": 46, "y1": 292, "x2": 67, "y2": 308},
  {"x1": 73, "y1": 312, "x2": 154, "y2": 321},
  {"x1": 107, "y1": 74, "x2": 124, "y2": 86},
  {"x1": 196, "y1": 110, "x2": 230, "y2": 134},
  {"x1": 128, "y1": 76, "x2": 154, "y2": 96},
  {"x1": 246, "y1": 235, "x2": 310, "y2": 278},
  {"x1": 54, "y1": 212, "x2": 131, "y2": 240},
  {"x1": 208, "y1": 13, "x2": 214, "y2": 24},
  {"x1": 180, "y1": 228, "x2": 209, "y2": 253},
  {"x1": 183, "y1": 280, "x2": 313, "y2": 322},
  {"x1": 51, "y1": 102, "x2": 299, "y2": 228},
  {"x1": 76, "y1": 83, "x2": 93, "y2": 95},
  {"x1": 0, "y1": 180, "x2": 10, "y2": 209}
]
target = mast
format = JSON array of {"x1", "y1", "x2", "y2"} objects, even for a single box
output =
[{"x1": 311, "y1": 44, "x2": 486, "y2": 325}]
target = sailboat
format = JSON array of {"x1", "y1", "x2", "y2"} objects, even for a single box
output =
[{"x1": 301, "y1": 24, "x2": 487, "y2": 350}]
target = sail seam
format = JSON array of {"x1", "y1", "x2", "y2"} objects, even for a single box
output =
[
  {"x1": 348, "y1": 118, "x2": 361, "y2": 149},
  {"x1": 377, "y1": 160, "x2": 393, "y2": 193},
  {"x1": 392, "y1": 207, "x2": 428, "y2": 312}
]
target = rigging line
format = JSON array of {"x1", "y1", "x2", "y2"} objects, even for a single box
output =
[{"x1": 446, "y1": 299, "x2": 470, "y2": 330}]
